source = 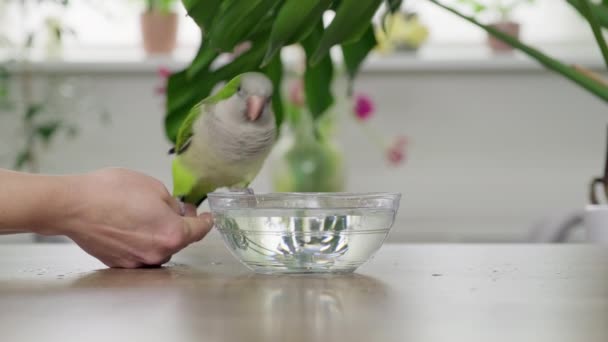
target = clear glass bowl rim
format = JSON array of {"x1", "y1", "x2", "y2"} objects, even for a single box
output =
[
  {"x1": 207, "y1": 192, "x2": 401, "y2": 210},
  {"x1": 208, "y1": 191, "x2": 401, "y2": 200}
]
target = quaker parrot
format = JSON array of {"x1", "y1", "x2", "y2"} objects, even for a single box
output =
[{"x1": 169, "y1": 72, "x2": 276, "y2": 208}]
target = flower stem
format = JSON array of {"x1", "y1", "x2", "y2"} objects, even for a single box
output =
[{"x1": 357, "y1": 121, "x2": 387, "y2": 150}]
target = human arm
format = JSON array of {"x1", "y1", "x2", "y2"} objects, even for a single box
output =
[{"x1": 0, "y1": 167, "x2": 213, "y2": 268}]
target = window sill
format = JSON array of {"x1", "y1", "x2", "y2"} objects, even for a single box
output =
[{"x1": 2, "y1": 42, "x2": 604, "y2": 74}]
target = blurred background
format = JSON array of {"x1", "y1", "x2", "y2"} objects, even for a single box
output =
[{"x1": 1, "y1": 0, "x2": 606, "y2": 244}]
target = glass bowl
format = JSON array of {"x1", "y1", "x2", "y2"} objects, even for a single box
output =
[{"x1": 207, "y1": 192, "x2": 401, "y2": 274}]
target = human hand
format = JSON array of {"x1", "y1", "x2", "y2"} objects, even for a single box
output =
[{"x1": 56, "y1": 168, "x2": 212, "y2": 268}]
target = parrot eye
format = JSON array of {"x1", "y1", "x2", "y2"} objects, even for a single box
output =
[{"x1": 237, "y1": 85, "x2": 243, "y2": 95}]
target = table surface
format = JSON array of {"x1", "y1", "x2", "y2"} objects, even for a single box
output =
[{"x1": 1, "y1": 237, "x2": 608, "y2": 342}]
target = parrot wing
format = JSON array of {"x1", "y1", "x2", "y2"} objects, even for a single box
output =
[{"x1": 171, "y1": 75, "x2": 244, "y2": 155}]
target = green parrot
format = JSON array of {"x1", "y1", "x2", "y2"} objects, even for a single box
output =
[{"x1": 169, "y1": 72, "x2": 277, "y2": 207}]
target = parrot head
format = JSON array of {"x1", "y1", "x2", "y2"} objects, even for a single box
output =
[{"x1": 230, "y1": 72, "x2": 273, "y2": 124}]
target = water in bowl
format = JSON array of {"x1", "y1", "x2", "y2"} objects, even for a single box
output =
[{"x1": 214, "y1": 208, "x2": 395, "y2": 273}]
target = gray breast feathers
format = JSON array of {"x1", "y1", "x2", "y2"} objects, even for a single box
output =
[{"x1": 204, "y1": 114, "x2": 276, "y2": 163}]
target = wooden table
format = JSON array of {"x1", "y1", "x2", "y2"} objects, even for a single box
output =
[{"x1": 1, "y1": 236, "x2": 608, "y2": 342}]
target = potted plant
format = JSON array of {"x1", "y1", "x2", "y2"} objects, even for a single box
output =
[
  {"x1": 140, "y1": 0, "x2": 179, "y2": 55},
  {"x1": 162, "y1": 1, "x2": 413, "y2": 193},
  {"x1": 375, "y1": 10, "x2": 430, "y2": 54},
  {"x1": 456, "y1": 0, "x2": 535, "y2": 52}
]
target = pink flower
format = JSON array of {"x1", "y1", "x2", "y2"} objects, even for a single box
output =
[
  {"x1": 354, "y1": 94, "x2": 374, "y2": 121},
  {"x1": 289, "y1": 79, "x2": 305, "y2": 107},
  {"x1": 155, "y1": 66, "x2": 171, "y2": 96},
  {"x1": 157, "y1": 66, "x2": 171, "y2": 79},
  {"x1": 386, "y1": 135, "x2": 409, "y2": 166}
]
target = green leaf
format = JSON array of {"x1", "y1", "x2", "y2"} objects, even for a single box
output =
[
  {"x1": 186, "y1": 41, "x2": 219, "y2": 79},
  {"x1": 208, "y1": 0, "x2": 277, "y2": 52},
  {"x1": 25, "y1": 104, "x2": 43, "y2": 121},
  {"x1": 262, "y1": 0, "x2": 332, "y2": 66},
  {"x1": 576, "y1": 0, "x2": 608, "y2": 70},
  {"x1": 36, "y1": 121, "x2": 62, "y2": 144},
  {"x1": 386, "y1": 0, "x2": 402, "y2": 13},
  {"x1": 428, "y1": 0, "x2": 608, "y2": 103},
  {"x1": 14, "y1": 150, "x2": 31, "y2": 170},
  {"x1": 261, "y1": 53, "x2": 285, "y2": 129},
  {"x1": 302, "y1": 22, "x2": 334, "y2": 119},
  {"x1": 567, "y1": 0, "x2": 608, "y2": 28},
  {"x1": 183, "y1": 0, "x2": 223, "y2": 30},
  {"x1": 311, "y1": 0, "x2": 383, "y2": 64},
  {"x1": 341, "y1": 24, "x2": 376, "y2": 95}
]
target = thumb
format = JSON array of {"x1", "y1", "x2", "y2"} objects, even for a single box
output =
[{"x1": 182, "y1": 212, "x2": 214, "y2": 243}]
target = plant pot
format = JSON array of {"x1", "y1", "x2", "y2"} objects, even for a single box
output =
[
  {"x1": 487, "y1": 21, "x2": 520, "y2": 53},
  {"x1": 140, "y1": 11, "x2": 178, "y2": 55}
]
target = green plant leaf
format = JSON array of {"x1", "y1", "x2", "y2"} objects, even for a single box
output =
[
  {"x1": 576, "y1": 0, "x2": 608, "y2": 70},
  {"x1": 186, "y1": 41, "x2": 219, "y2": 79},
  {"x1": 207, "y1": 0, "x2": 277, "y2": 53},
  {"x1": 262, "y1": 0, "x2": 331, "y2": 66},
  {"x1": 302, "y1": 22, "x2": 334, "y2": 119},
  {"x1": 183, "y1": 0, "x2": 223, "y2": 30},
  {"x1": 311, "y1": 0, "x2": 383, "y2": 64},
  {"x1": 261, "y1": 53, "x2": 285, "y2": 129},
  {"x1": 386, "y1": 0, "x2": 402, "y2": 13},
  {"x1": 14, "y1": 150, "x2": 31, "y2": 170},
  {"x1": 567, "y1": 0, "x2": 608, "y2": 28},
  {"x1": 36, "y1": 121, "x2": 62, "y2": 144},
  {"x1": 25, "y1": 104, "x2": 43, "y2": 121},
  {"x1": 341, "y1": 24, "x2": 376, "y2": 95},
  {"x1": 428, "y1": 0, "x2": 608, "y2": 103}
]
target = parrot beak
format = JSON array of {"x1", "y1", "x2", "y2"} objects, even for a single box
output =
[{"x1": 246, "y1": 95, "x2": 266, "y2": 121}]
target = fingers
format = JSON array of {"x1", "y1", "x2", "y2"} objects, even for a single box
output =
[
  {"x1": 165, "y1": 196, "x2": 183, "y2": 214},
  {"x1": 166, "y1": 197, "x2": 197, "y2": 217},
  {"x1": 182, "y1": 203, "x2": 197, "y2": 217},
  {"x1": 182, "y1": 212, "x2": 214, "y2": 243}
]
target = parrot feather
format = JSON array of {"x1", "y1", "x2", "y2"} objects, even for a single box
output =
[
  {"x1": 170, "y1": 72, "x2": 275, "y2": 208},
  {"x1": 173, "y1": 75, "x2": 243, "y2": 154},
  {"x1": 172, "y1": 158, "x2": 198, "y2": 197}
]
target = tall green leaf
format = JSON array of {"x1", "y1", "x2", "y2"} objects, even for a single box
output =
[
  {"x1": 577, "y1": 0, "x2": 608, "y2": 70},
  {"x1": 261, "y1": 53, "x2": 285, "y2": 129},
  {"x1": 182, "y1": 0, "x2": 223, "y2": 30},
  {"x1": 386, "y1": 0, "x2": 402, "y2": 13},
  {"x1": 207, "y1": 0, "x2": 277, "y2": 52},
  {"x1": 311, "y1": 0, "x2": 383, "y2": 64},
  {"x1": 341, "y1": 24, "x2": 376, "y2": 95},
  {"x1": 186, "y1": 41, "x2": 218, "y2": 79},
  {"x1": 262, "y1": 0, "x2": 332, "y2": 66},
  {"x1": 427, "y1": 0, "x2": 608, "y2": 103},
  {"x1": 302, "y1": 23, "x2": 334, "y2": 119},
  {"x1": 567, "y1": 0, "x2": 608, "y2": 28}
]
